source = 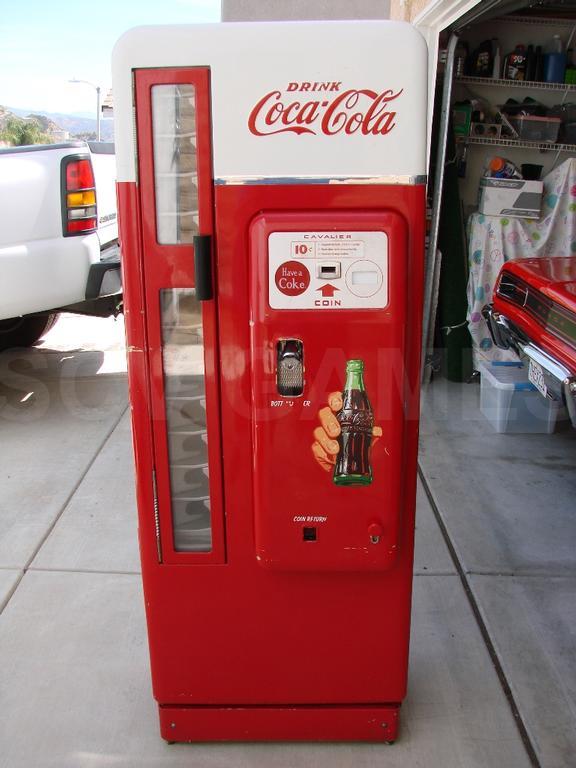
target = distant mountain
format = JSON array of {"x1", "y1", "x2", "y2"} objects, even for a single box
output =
[
  {"x1": 9, "y1": 107, "x2": 95, "y2": 120},
  {"x1": 0, "y1": 106, "x2": 65, "y2": 144},
  {"x1": 6, "y1": 106, "x2": 114, "y2": 142}
]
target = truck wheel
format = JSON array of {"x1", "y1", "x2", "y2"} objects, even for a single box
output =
[{"x1": 0, "y1": 314, "x2": 59, "y2": 351}]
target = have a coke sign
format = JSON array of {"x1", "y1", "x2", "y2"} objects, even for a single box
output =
[
  {"x1": 275, "y1": 260, "x2": 310, "y2": 296},
  {"x1": 248, "y1": 80, "x2": 402, "y2": 137}
]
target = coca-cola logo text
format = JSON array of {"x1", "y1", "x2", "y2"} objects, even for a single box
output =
[
  {"x1": 339, "y1": 411, "x2": 374, "y2": 433},
  {"x1": 248, "y1": 81, "x2": 402, "y2": 137}
]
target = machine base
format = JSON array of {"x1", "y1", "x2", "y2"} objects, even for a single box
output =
[{"x1": 159, "y1": 703, "x2": 400, "y2": 742}]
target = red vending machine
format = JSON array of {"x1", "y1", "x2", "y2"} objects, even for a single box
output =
[{"x1": 113, "y1": 20, "x2": 427, "y2": 742}]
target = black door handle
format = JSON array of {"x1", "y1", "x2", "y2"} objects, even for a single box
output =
[{"x1": 193, "y1": 235, "x2": 213, "y2": 301}]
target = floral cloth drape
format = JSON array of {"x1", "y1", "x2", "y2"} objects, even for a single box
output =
[{"x1": 467, "y1": 157, "x2": 576, "y2": 368}]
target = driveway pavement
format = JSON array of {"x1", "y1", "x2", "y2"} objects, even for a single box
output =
[{"x1": 0, "y1": 314, "x2": 574, "y2": 767}]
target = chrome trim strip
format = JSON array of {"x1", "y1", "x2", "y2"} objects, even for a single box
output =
[
  {"x1": 423, "y1": 31, "x2": 460, "y2": 386},
  {"x1": 214, "y1": 175, "x2": 427, "y2": 186}
]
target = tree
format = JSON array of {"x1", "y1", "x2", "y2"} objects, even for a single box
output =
[{"x1": 0, "y1": 116, "x2": 51, "y2": 146}]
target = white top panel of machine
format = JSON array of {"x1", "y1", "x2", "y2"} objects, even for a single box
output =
[
  {"x1": 112, "y1": 21, "x2": 428, "y2": 183},
  {"x1": 268, "y1": 231, "x2": 388, "y2": 310}
]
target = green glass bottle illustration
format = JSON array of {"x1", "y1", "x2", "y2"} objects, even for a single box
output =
[{"x1": 333, "y1": 359, "x2": 374, "y2": 486}]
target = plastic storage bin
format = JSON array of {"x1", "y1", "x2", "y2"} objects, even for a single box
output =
[
  {"x1": 480, "y1": 362, "x2": 558, "y2": 434},
  {"x1": 508, "y1": 115, "x2": 561, "y2": 143}
]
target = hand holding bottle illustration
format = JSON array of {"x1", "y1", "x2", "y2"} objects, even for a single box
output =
[{"x1": 312, "y1": 361, "x2": 382, "y2": 486}]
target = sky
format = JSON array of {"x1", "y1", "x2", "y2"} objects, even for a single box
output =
[{"x1": 0, "y1": 0, "x2": 221, "y2": 116}]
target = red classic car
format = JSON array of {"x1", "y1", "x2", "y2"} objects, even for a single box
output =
[{"x1": 483, "y1": 256, "x2": 576, "y2": 427}]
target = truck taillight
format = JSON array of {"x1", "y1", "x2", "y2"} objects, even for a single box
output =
[{"x1": 61, "y1": 156, "x2": 97, "y2": 236}]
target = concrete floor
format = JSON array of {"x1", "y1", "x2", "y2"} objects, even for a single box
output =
[{"x1": 0, "y1": 314, "x2": 574, "y2": 767}]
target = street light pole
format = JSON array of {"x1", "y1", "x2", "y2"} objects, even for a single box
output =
[
  {"x1": 68, "y1": 78, "x2": 101, "y2": 141},
  {"x1": 96, "y1": 85, "x2": 101, "y2": 141}
]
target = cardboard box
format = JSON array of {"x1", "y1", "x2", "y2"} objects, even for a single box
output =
[{"x1": 478, "y1": 178, "x2": 543, "y2": 219}]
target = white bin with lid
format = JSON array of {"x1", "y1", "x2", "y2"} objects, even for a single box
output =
[{"x1": 479, "y1": 362, "x2": 559, "y2": 434}]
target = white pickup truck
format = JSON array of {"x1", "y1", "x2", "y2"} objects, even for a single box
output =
[{"x1": 0, "y1": 141, "x2": 121, "y2": 350}]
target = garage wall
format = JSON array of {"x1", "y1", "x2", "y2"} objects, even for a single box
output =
[
  {"x1": 390, "y1": 0, "x2": 431, "y2": 22},
  {"x1": 222, "y1": 0, "x2": 391, "y2": 21}
]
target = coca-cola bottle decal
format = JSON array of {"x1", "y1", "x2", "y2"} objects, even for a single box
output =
[
  {"x1": 311, "y1": 359, "x2": 382, "y2": 482},
  {"x1": 333, "y1": 359, "x2": 374, "y2": 486}
]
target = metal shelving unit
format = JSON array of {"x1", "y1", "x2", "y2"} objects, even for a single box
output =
[
  {"x1": 455, "y1": 75, "x2": 576, "y2": 92},
  {"x1": 494, "y1": 15, "x2": 576, "y2": 28},
  {"x1": 454, "y1": 76, "x2": 576, "y2": 153},
  {"x1": 463, "y1": 136, "x2": 575, "y2": 152}
]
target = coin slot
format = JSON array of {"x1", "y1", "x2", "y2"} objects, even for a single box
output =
[
  {"x1": 303, "y1": 526, "x2": 317, "y2": 542},
  {"x1": 317, "y1": 262, "x2": 341, "y2": 280}
]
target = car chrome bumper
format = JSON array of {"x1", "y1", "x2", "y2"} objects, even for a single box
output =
[{"x1": 482, "y1": 304, "x2": 576, "y2": 427}]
